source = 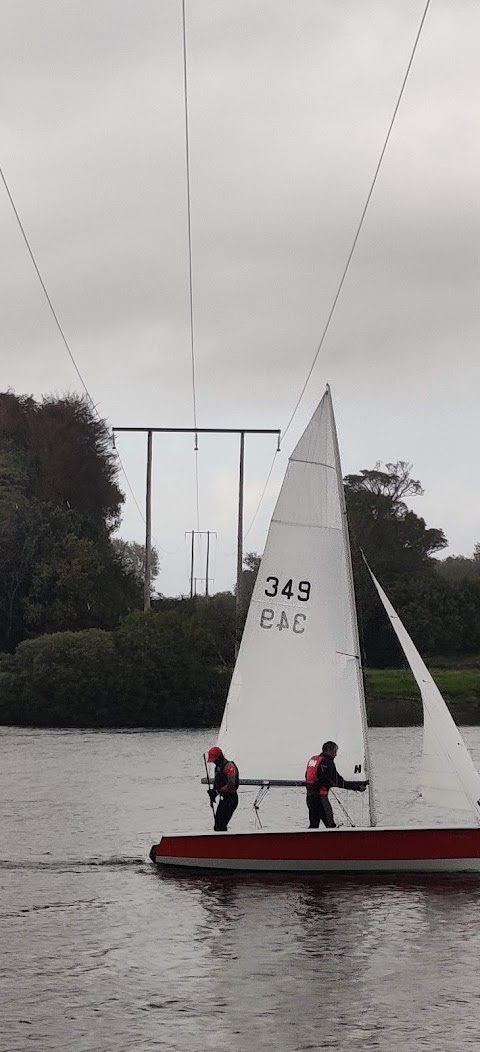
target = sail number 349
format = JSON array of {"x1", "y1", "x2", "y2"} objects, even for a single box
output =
[
  {"x1": 260, "y1": 577, "x2": 311, "y2": 634},
  {"x1": 264, "y1": 577, "x2": 311, "y2": 601}
]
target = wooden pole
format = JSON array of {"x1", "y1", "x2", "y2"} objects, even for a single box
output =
[
  {"x1": 144, "y1": 429, "x2": 153, "y2": 610},
  {"x1": 205, "y1": 530, "x2": 210, "y2": 597},
  {"x1": 190, "y1": 530, "x2": 195, "y2": 599}
]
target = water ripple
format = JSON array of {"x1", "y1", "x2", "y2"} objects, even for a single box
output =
[{"x1": 3, "y1": 726, "x2": 480, "y2": 1051}]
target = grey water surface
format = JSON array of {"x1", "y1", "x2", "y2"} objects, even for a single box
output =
[{"x1": 1, "y1": 725, "x2": 480, "y2": 1052}]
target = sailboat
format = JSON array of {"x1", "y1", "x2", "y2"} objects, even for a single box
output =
[{"x1": 150, "y1": 387, "x2": 480, "y2": 871}]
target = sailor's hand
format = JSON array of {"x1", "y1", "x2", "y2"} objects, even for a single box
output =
[{"x1": 207, "y1": 789, "x2": 217, "y2": 802}]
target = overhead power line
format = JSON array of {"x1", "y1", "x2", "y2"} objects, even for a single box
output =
[
  {"x1": 243, "y1": 447, "x2": 279, "y2": 542},
  {"x1": 0, "y1": 162, "x2": 152, "y2": 537},
  {"x1": 281, "y1": 0, "x2": 432, "y2": 442},
  {"x1": 0, "y1": 163, "x2": 93, "y2": 404},
  {"x1": 181, "y1": 0, "x2": 201, "y2": 536},
  {"x1": 243, "y1": 0, "x2": 432, "y2": 542}
]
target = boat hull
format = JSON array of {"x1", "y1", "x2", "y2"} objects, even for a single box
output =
[{"x1": 150, "y1": 826, "x2": 480, "y2": 872}]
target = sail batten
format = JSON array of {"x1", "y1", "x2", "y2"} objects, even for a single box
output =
[
  {"x1": 290, "y1": 459, "x2": 336, "y2": 469},
  {"x1": 270, "y1": 520, "x2": 343, "y2": 532}
]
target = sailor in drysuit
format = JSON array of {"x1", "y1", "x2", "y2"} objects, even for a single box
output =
[{"x1": 305, "y1": 741, "x2": 368, "y2": 828}]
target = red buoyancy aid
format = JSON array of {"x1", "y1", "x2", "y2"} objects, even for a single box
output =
[
  {"x1": 215, "y1": 759, "x2": 239, "y2": 795},
  {"x1": 305, "y1": 754, "x2": 329, "y2": 795}
]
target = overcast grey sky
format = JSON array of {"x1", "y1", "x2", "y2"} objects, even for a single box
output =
[{"x1": 1, "y1": 1, "x2": 479, "y2": 595}]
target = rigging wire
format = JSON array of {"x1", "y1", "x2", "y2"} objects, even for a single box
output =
[
  {"x1": 330, "y1": 791, "x2": 356, "y2": 828},
  {"x1": 281, "y1": 0, "x2": 432, "y2": 443},
  {"x1": 0, "y1": 162, "x2": 162, "y2": 547},
  {"x1": 239, "y1": 0, "x2": 432, "y2": 552},
  {"x1": 243, "y1": 446, "x2": 279, "y2": 543},
  {"x1": 181, "y1": 0, "x2": 201, "y2": 537}
]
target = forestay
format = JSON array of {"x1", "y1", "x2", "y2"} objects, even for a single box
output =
[
  {"x1": 218, "y1": 388, "x2": 370, "y2": 798},
  {"x1": 368, "y1": 566, "x2": 480, "y2": 822}
]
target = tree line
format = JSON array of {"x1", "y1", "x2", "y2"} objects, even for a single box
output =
[
  {"x1": 0, "y1": 596, "x2": 234, "y2": 727},
  {"x1": 0, "y1": 391, "x2": 142, "y2": 650},
  {"x1": 0, "y1": 390, "x2": 479, "y2": 727}
]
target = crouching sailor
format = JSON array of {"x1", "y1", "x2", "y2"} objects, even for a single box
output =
[
  {"x1": 305, "y1": 740, "x2": 368, "y2": 828},
  {"x1": 206, "y1": 746, "x2": 239, "y2": 831}
]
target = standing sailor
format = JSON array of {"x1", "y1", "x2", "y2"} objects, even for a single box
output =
[
  {"x1": 206, "y1": 746, "x2": 239, "y2": 831},
  {"x1": 305, "y1": 741, "x2": 368, "y2": 828}
]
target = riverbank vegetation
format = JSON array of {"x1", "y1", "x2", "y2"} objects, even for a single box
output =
[
  {"x1": 1, "y1": 390, "x2": 480, "y2": 728},
  {"x1": 1, "y1": 618, "x2": 480, "y2": 727}
]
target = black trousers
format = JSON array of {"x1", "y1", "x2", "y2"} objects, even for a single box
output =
[
  {"x1": 307, "y1": 791, "x2": 336, "y2": 829},
  {"x1": 214, "y1": 793, "x2": 238, "y2": 831}
]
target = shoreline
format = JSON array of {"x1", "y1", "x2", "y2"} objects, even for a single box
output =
[
  {"x1": 2, "y1": 697, "x2": 480, "y2": 729},
  {"x1": 2, "y1": 667, "x2": 480, "y2": 729},
  {"x1": 366, "y1": 697, "x2": 480, "y2": 727},
  {"x1": 365, "y1": 667, "x2": 480, "y2": 725}
]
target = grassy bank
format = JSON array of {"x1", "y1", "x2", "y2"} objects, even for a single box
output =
[{"x1": 365, "y1": 668, "x2": 480, "y2": 726}]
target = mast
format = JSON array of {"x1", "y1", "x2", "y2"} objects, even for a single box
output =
[{"x1": 328, "y1": 385, "x2": 377, "y2": 826}]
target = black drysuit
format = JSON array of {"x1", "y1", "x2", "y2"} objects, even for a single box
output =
[
  {"x1": 306, "y1": 754, "x2": 366, "y2": 828},
  {"x1": 212, "y1": 757, "x2": 239, "y2": 831}
]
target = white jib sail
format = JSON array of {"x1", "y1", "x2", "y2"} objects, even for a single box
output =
[
  {"x1": 217, "y1": 388, "x2": 371, "y2": 806},
  {"x1": 368, "y1": 566, "x2": 480, "y2": 821}
]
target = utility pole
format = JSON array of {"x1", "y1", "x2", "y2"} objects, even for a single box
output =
[
  {"x1": 113, "y1": 426, "x2": 281, "y2": 639},
  {"x1": 189, "y1": 530, "x2": 195, "y2": 598},
  {"x1": 186, "y1": 530, "x2": 217, "y2": 597},
  {"x1": 205, "y1": 530, "x2": 211, "y2": 597}
]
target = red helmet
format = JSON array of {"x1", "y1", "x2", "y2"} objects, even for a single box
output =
[{"x1": 207, "y1": 746, "x2": 223, "y2": 763}]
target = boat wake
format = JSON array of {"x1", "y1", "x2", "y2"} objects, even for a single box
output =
[{"x1": 0, "y1": 856, "x2": 147, "y2": 871}]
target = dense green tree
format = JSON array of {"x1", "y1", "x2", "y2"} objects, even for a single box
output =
[
  {"x1": 0, "y1": 629, "x2": 117, "y2": 726},
  {"x1": 456, "y1": 579, "x2": 480, "y2": 654},
  {"x1": 23, "y1": 520, "x2": 140, "y2": 636},
  {"x1": 0, "y1": 496, "x2": 141, "y2": 649},
  {"x1": 114, "y1": 606, "x2": 227, "y2": 726},
  {"x1": 0, "y1": 391, "x2": 123, "y2": 526},
  {"x1": 343, "y1": 462, "x2": 448, "y2": 665},
  {"x1": 344, "y1": 461, "x2": 447, "y2": 579},
  {"x1": 111, "y1": 538, "x2": 160, "y2": 588},
  {"x1": 435, "y1": 544, "x2": 480, "y2": 584},
  {"x1": 0, "y1": 391, "x2": 141, "y2": 649}
]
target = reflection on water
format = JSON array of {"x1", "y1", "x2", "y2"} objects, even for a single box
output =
[
  {"x1": 2, "y1": 726, "x2": 480, "y2": 1051},
  {"x1": 157, "y1": 868, "x2": 480, "y2": 1052}
]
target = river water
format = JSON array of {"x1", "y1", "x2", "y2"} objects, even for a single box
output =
[{"x1": 2, "y1": 725, "x2": 480, "y2": 1052}]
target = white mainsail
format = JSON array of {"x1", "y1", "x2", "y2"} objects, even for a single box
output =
[
  {"x1": 368, "y1": 566, "x2": 480, "y2": 822},
  {"x1": 218, "y1": 388, "x2": 372, "y2": 815}
]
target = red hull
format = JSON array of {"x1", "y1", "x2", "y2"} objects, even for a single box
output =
[{"x1": 150, "y1": 826, "x2": 480, "y2": 872}]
